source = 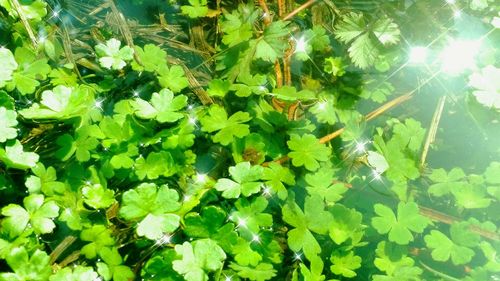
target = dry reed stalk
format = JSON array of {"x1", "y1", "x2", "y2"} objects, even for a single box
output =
[
  {"x1": 420, "y1": 96, "x2": 446, "y2": 170},
  {"x1": 283, "y1": 0, "x2": 317, "y2": 20},
  {"x1": 9, "y1": 0, "x2": 38, "y2": 47}
]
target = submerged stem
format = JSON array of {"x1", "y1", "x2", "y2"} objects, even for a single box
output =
[
  {"x1": 9, "y1": 0, "x2": 38, "y2": 47},
  {"x1": 420, "y1": 96, "x2": 446, "y2": 170}
]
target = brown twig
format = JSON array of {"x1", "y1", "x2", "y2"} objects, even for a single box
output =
[
  {"x1": 263, "y1": 92, "x2": 415, "y2": 166},
  {"x1": 278, "y1": 0, "x2": 286, "y2": 17},
  {"x1": 283, "y1": 0, "x2": 317, "y2": 21},
  {"x1": 258, "y1": 0, "x2": 272, "y2": 25},
  {"x1": 180, "y1": 64, "x2": 214, "y2": 105},
  {"x1": 9, "y1": 0, "x2": 38, "y2": 47},
  {"x1": 419, "y1": 206, "x2": 499, "y2": 241},
  {"x1": 258, "y1": 0, "x2": 284, "y2": 94},
  {"x1": 420, "y1": 96, "x2": 446, "y2": 170},
  {"x1": 320, "y1": 92, "x2": 415, "y2": 144},
  {"x1": 287, "y1": 102, "x2": 300, "y2": 120},
  {"x1": 274, "y1": 60, "x2": 283, "y2": 88},
  {"x1": 107, "y1": 0, "x2": 141, "y2": 64},
  {"x1": 365, "y1": 92, "x2": 414, "y2": 121},
  {"x1": 318, "y1": 128, "x2": 345, "y2": 144},
  {"x1": 283, "y1": 41, "x2": 294, "y2": 86}
]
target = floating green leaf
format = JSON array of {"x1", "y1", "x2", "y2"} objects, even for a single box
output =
[
  {"x1": 96, "y1": 247, "x2": 134, "y2": 281},
  {"x1": 371, "y1": 202, "x2": 429, "y2": 245},
  {"x1": 181, "y1": 0, "x2": 208, "y2": 18},
  {"x1": 173, "y1": 239, "x2": 226, "y2": 281},
  {"x1": 330, "y1": 251, "x2": 362, "y2": 278},
  {"x1": 214, "y1": 162, "x2": 263, "y2": 198},
  {"x1": 6, "y1": 47, "x2": 50, "y2": 95},
  {"x1": 282, "y1": 194, "x2": 333, "y2": 259},
  {"x1": 0, "y1": 140, "x2": 39, "y2": 170},
  {"x1": 132, "y1": 89, "x2": 187, "y2": 123},
  {"x1": 254, "y1": 21, "x2": 290, "y2": 62},
  {"x1": 157, "y1": 65, "x2": 189, "y2": 93},
  {"x1": 261, "y1": 163, "x2": 295, "y2": 200},
  {"x1": 200, "y1": 105, "x2": 251, "y2": 145},
  {"x1": 427, "y1": 168, "x2": 466, "y2": 196},
  {"x1": 0, "y1": 247, "x2": 50, "y2": 281},
  {"x1": 1, "y1": 194, "x2": 58, "y2": 237},
  {"x1": 424, "y1": 230, "x2": 475, "y2": 265},
  {"x1": 80, "y1": 225, "x2": 116, "y2": 259},
  {"x1": 184, "y1": 206, "x2": 238, "y2": 251},
  {"x1": 20, "y1": 85, "x2": 95, "y2": 120},
  {"x1": 287, "y1": 134, "x2": 331, "y2": 171},
  {"x1": 95, "y1": 38, "x2": 134, "y2": 70},
  {"x1": 0, "y1": 47, "x2": 17, "y2": 87},
  {"x1": 119, "y1": 183, "x2": 181, "y2": 240},
  {"x1": 0, "y1": 107, "x2": 17, "y2": 142},
  {"x1": 469, "y1": 65, "x2": 500, "y2": 110},
  {"x1": 335, "y1": 13, "x2": 400, "y2": 69}
]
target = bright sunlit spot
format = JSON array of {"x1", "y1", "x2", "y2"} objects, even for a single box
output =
[
  {"x1": 94, "y1": 100, "x2": 104, "y2": 110},
  {"x1": 371, "y1": 170, "x2": 382, "y2": 182},
  {"x1": 354, "y1": 141, "x2": 368, "y2": 153},
  {"x1": 317, "y1": 101, "x2": 327, "y2": 111},
  {"x1": 155, "y1": 234, "x2": 171, "y2": 246},
  {"x1": 453, "y1": 10, "x2": 462, "y2": 18},
  {"x1": 293, "y1": 36, "x2": 308, "y2": 54},
  {"x1": 38, "y1": 35, "x2": 46, "y2": 43},
  {"x1": 195, "y1": 173, "x2": 207, "y2": 184},
  {"x1": 293, "y1": 252, "x2": 302, "y2": 261},
  {"x1": 237, "y1": 218, "x2": 247, "y2": 228},
  {"x1": 51, "y1": 9, "x2": 61, "y2": 20},
  {"x1": 261, "y1": 185, "x2": 272, "y2": 197},
  {"x1": 188, "y1": 116, "x2": 197, "y2": 125},
  {"x1": 408, "y1": 46, "x2": 429, "y2": 64},
  {"x1": 132, "y1": 90, "x2": 140, "y2": 97},
  {"x1": 251, "y1": 234, "x2": 261, "y2": 243},
  {"x1": 445, "y1": 0, "x2": 456, "y2": 4},
  {"x1": 440, "y1": 39, "x2": 481, "y2": 75}
]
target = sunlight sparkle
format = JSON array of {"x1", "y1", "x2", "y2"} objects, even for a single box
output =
[
  {"x1": 251, "y1": 234, "x2": 261, "y2": 243},
  {"x1": 408, "y1": 46, "x2": 428, "y2": 64},
  {"x1": 293, "y1": 36, "x2": 308, "y2": 53},
  {"x1": 440, "y1": 39, "x2": 481, "y2": 75},
  {"x1": 155, "y1": 234, "x2": 171, "y2": 246},
  {"x1": 195, "y1": 173, "x2": 207, "y2": 184}
]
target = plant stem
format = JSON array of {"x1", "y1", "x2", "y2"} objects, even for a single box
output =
[
  {"x1": 263, "y1": 92, "x2": 415, "y2": 166},
  {"x1": 283, "y1": 0, "x2": 317, "y2": 21},
  {"x1": 419, "y1": 261, "x2": 461, "y2": 281},
  {"x1": 420, "y1": 96, "x2": 446, "y2": 170},
  {"x1": 275, "y1": 60, "x2": 284, "y2": 88},
  {"x1": 61, "y1": 22, "x2": 84, "y2": 81},
  {"x1": 9, "y1": 0, "x2": 38, "y2": 47},
  {"x1": 258, "y1": 0, "x2": 272, "y2": 25},
  {"x1": 419, "y1": 205, "x2": 500, "y2": 241},
  {"x1": 181, "y1": 63, "x2": 214, "y2": 105},
  {"x1": 49, "y1": 236, "x2": 77, "y2": 264},
  {"x1": 107, "y1": 0, "x2": 141, "y2": 64},
  {"x1": 320, "y1": 92, "x2": 414, "y2": 144}
]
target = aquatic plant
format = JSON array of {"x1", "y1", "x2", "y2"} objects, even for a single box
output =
[{"x1": 0, "y1": 0, "x2": 499, "y2": 280}]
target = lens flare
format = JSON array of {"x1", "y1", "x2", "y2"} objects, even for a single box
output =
[
  {"x1": 440, "y1": 39, "x2": 481, "y2": 75},
  {"x1": 408, "y1": 46, "x2": 429, "y2": 64}
]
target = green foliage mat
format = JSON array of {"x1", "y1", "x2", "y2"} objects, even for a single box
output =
[{"x1": 0, "y1": 0, "x2": 499, "y2": 280}]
